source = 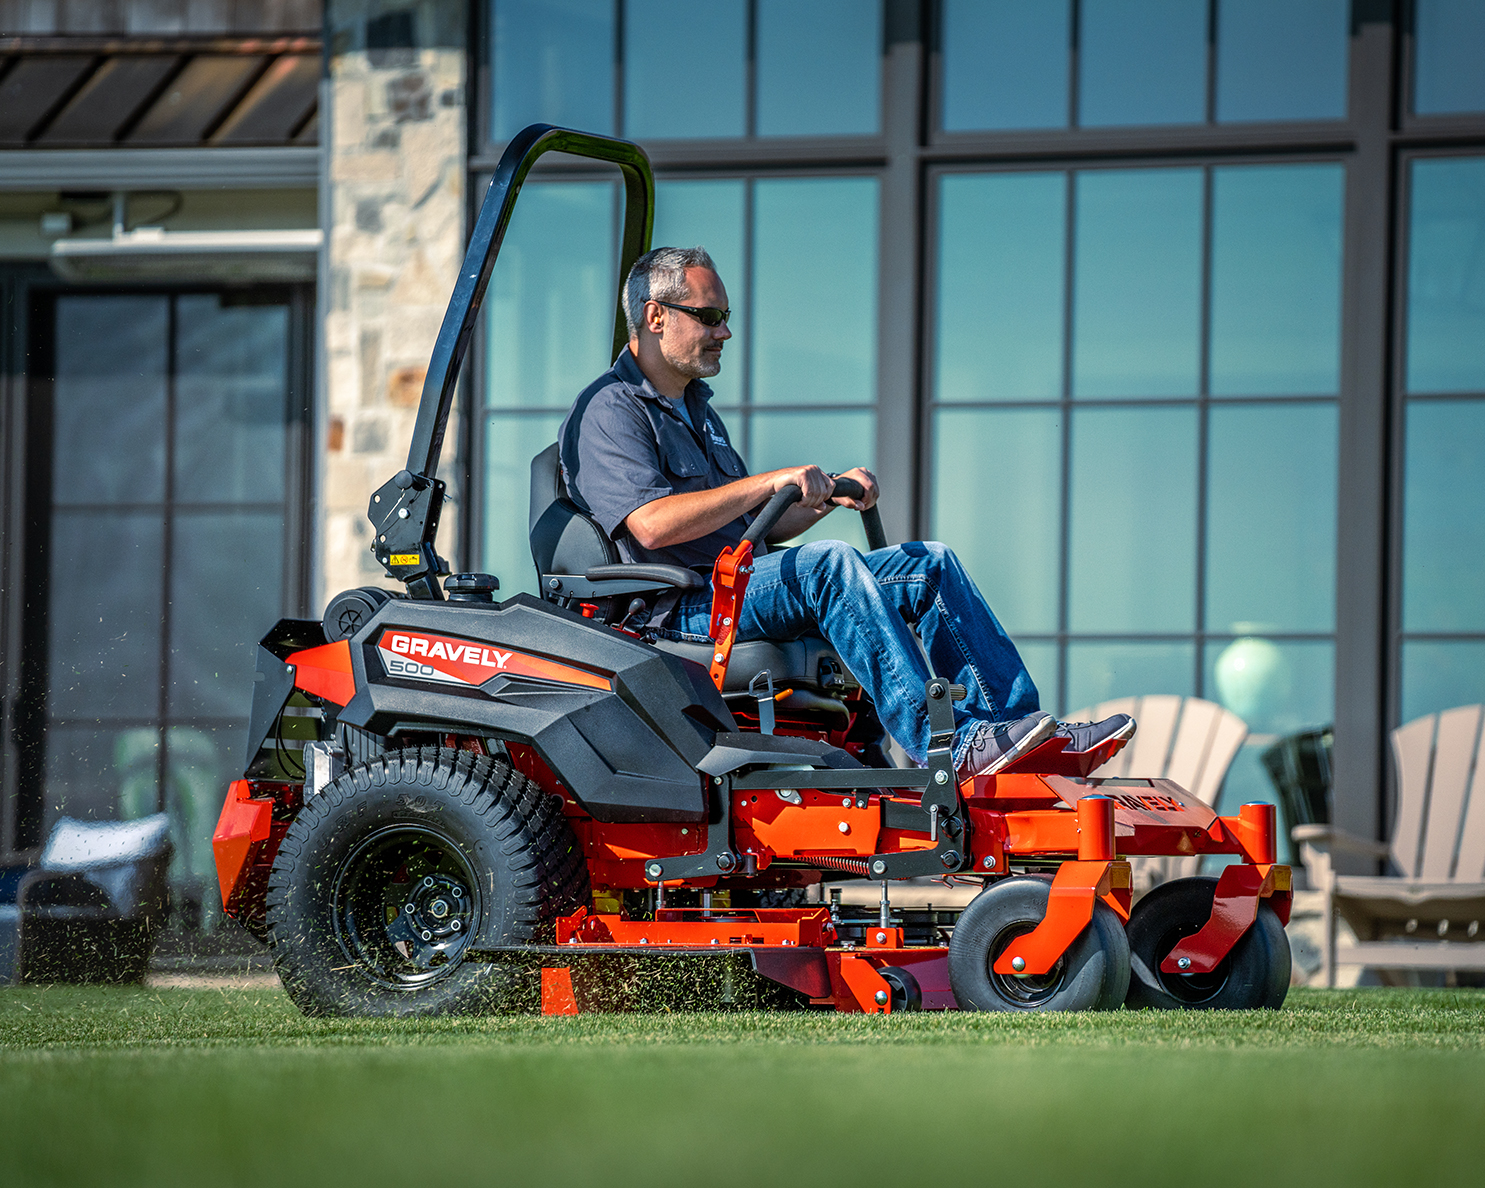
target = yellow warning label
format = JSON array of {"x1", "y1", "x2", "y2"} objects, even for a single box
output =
[{"x1": 389, "y1": 554, "x2": 421, "y2": 566}]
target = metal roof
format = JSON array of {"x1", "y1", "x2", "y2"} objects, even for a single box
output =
[{"x1": 0, "y1": 35, "x2": 319, "y2": 149}]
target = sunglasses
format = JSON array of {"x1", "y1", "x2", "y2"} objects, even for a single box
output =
[{"x1": 653, "y1": 300, "x2": 731, "y2": 328}]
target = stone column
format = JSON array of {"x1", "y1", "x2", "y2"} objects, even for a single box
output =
[{"x1": 319, "y1": 1, "x2": 467, "y2": 608}]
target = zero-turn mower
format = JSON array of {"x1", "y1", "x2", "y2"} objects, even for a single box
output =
[{"x1": 213, "y1": 126, "x2": 1292, "y2": 1017}]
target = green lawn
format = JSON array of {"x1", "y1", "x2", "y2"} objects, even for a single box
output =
[{"x1": 2, "y1": 985, "x2": 1483, "y2": 1187}]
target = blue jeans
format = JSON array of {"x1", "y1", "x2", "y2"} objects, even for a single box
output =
[{"x1": 657, "y1": 540, "x2": 1040, "y2": 766}]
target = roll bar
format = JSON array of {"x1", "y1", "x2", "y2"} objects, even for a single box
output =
[{"x1": 368, "y1": 124, "x2": 655, "y2": 597}]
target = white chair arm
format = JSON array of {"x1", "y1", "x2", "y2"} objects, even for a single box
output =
[{"x1": 1290, "y1": 824, "x2": 1391, "y2": 859}]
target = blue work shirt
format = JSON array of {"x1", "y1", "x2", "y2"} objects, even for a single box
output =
[{"x1": 559, "y1": 347, "x2": 752, "y2": 571}]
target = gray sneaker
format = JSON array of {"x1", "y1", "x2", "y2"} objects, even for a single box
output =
[
  {"x1": 1054, "y1": 714, "x2": 1136, "y2": 753},
  {"x1": 956, "y1": 711, "x2": 1057, "y2": 781}
]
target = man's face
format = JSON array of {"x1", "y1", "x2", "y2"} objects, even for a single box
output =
[{"x1": 650, "y1": 267, "x2": 731, "y2": 380}]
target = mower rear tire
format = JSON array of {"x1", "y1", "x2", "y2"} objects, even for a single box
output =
[
  {"x1": 948, "y1": 877, "x2": 1130, "y2": 1012},
  {"x1": 1123, "y1": 876, "x2": 1291, "y2": 1010},
  {"x1": 265, "y1": 747, "x2": 588, "y2": 1017}
]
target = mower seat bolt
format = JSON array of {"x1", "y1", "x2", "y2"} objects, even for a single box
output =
[
  {"x1": 1011, "y1": 956, "x2": 1026, "y2": 972},
  {"x1": 934, "y1": 770, "x2": 949, "y2": 785},
  {"x1": 874, "y1": 990, "x2": 889, "y2": 1006},
  {"x1": 1177, "y1": 956, "x2": 1191, "y2": 970}
]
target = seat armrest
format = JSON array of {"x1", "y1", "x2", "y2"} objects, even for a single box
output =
[
  {"x1": 585, "y1": 564, "x2": 703, "y2": 591},
  {"x1": 1290, "y1": 824, "x2": 1391, "y2": 859}
]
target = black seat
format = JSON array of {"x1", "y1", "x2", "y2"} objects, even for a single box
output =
[
  {"x1": 528, "y1": 444, "x2": 857, "y2": 699},
  {"x1": 529, "y1": 443, "x2": 702, "y2": 603}
]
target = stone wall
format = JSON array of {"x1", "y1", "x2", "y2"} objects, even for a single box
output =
[{"x1": 319, "y1": 0, "x2": 465, "y2": 607}]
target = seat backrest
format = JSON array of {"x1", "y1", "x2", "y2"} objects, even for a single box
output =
[
  {"x1": 529, "y1": 442, "x2": 620, "y2": 577},
  {"x1": 1068, "y1": 695, "x2": 1248, "y2": 808},
  {"x1": 1389, "y1": 704, "x2": 1485, "y2": 881}
]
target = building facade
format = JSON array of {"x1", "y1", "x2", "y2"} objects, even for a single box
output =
[{"x1": 2, "y1": 0, "x2": 1483, "y2": 925}]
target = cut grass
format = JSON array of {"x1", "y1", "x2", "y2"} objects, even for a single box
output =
[{"x1": 2, "y1": 985, "x2": 1483, "y2": 1187}]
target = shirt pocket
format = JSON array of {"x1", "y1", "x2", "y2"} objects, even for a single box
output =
[
  {"x1": 656, "y1": 424, "x2": 707, "y2": 483},
  {"x1": 713, "y1": 446, "x2": 746, "y2": 478}
]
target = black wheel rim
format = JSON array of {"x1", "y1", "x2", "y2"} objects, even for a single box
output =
[
  {"x1": 986, "y1": 922, "x2": 1066, "y2": 1007},
  {"x1": 331, "y1": 825, "x2": 481, "y2": 990},
  {"x1": 1149, "y1": 922, "x2": 1230, "y2": 1005}
]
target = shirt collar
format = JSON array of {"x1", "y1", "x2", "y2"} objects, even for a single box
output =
[{"x1": 613, "y1": 346, "x2": 713, "y2": 409}]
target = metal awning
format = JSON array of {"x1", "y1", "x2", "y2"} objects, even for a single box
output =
[{"x1": 0, "y1": 34, "x2": 320, "y2": 150}]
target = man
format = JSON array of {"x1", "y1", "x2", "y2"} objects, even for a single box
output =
[{"x1": 560, "y1": 246, "x2": 1132, "y2": 779}]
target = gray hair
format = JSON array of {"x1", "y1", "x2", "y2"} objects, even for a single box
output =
[{"x1": 622, "y1": 245, "x2": 718, "y2": 337}]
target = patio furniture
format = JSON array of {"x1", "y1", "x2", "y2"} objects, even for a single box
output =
[
  {"x1": 1294, "y1": 704, "x2": 1485, "y2": 987},
  {"x1": 12, "y1": 814, "x2": 172, "y2": 983},
  {"x1": 1262, "y1": 726, "x2": 1333, "y2": 835},
  {"x1": 1068, "y1": 695, "x2": 1249, "y2": 893}
]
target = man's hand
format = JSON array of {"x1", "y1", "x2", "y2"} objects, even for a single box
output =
[
  {"x1": 771, "y1": 464, "x2": 834, "y2": 509},
  {"x1": 830, "y1": 466, "x2": 879, "y2": 511}
]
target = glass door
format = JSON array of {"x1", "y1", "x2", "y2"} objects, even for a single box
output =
[{"x1": 15, "y1": 288, "x2": 310, "y2": 928}]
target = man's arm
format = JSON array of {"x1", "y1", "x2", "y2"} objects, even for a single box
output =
[
  {"x1": 765, "y1": 466, "x2": 879, "y2": 543},
  {"x1": 625, "y1": 464, "x2": 836, "y2": 551}
]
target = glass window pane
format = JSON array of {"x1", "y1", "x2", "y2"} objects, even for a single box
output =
[
  {"x1": 1069, "y1": 406, "x2": 1197, "y2": 632},
  {"x1": 47, "y1": 511, "x2": 162, "y2": 720},
  {"x1": 485, "y1": 412, "x2": 566, "y2": 595},
  {"x1": 174, "y1": 295, "x2": 290, "y2": 503},
  {"x1": 1017, "y1": 641, "x2": 1059, "y2": 715},
  {"x1": 941, "y1": 0, "x2": 1069, "y2": 131},
  {"x1": 752, "y1": 177, "x2": 878, "y2": 404},
  {"x1": 1402, "y1": 399, "x2": 1485, "y2": 632},
  {"x1": 1210, "y1": 164, "x2": 1344, "y2": 396},
  {"x1": 43, "y1": 726, "x2": 159, "y2": 827},
  {"x1": 1405, "y1": 158, "x2": 1485, "y2": 394},
  {"x1": 52, "y1": 295, "x2": 168, "y2": 504},
  {"x1": 490, "y1": 0, "x2": 615, "y2": 141},
  {"x1": 1401, "y1": 641, "x2": 1485, "y2": 724},
  {"x1": 1215, "y1": 0, "x2": 1348, "y2": 123},
  {"x1": 624, "y1": 0, "x2": 745, "y2": 138},
  {"x1": 756, "y1": 0, "x2": 881, "y2": 136},
  {"x1": 935, "y1": 172, "x2": 1064, "y2": 402},
  {"x1": 931, "y1": 409, "x2": 1061, "y2": 635},
  {"x1": 1078, "y1": 0, "x2": 1206, "y2": 127},
  {"x1": 1206, "y1": 403, "x2": 1338, "y2": 634},
  {"x1": 168, "y1": 512, "x2": 285, "y2": 719},
  {"x1": 1415, "y1": 0, "x2": 1485, "y2": 116},
  {"x1": 748, "y1": 409, "x2": 874, "y2": 551},
  {"x1": 1073, "y1": 169, "x2": 1202, "y2": 398},
  {"x1": 653, "y1": 179, "x2": 747, "y2": 405},
  {"x1": 1213, "y1": 744, "x2": 1293, "y2": 859},
  {"x1": 166, "y1": 725, "x2": 244, "y2": 919},
  {"x1": 1205, "y1": 638, "x2": 1334, "y2": 736},
  {"x1": 487, "y1": 181, "x2": 618, "y2": 409},
  {"x1": 1065, "y1": 642, "x2": 1196, "y2": 716}
]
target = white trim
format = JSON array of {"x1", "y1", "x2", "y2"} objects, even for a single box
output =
[{"x1": 0, "y1": 147, "x2": 320, "y2": 191}]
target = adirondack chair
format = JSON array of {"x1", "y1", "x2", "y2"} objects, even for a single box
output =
[
  {"x1": 1293, "y1": 704, "x2": 1485, "y2": 987},
  {"x1": 1068, "y1": 695, "x2": 1250, "y2": 894}
]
